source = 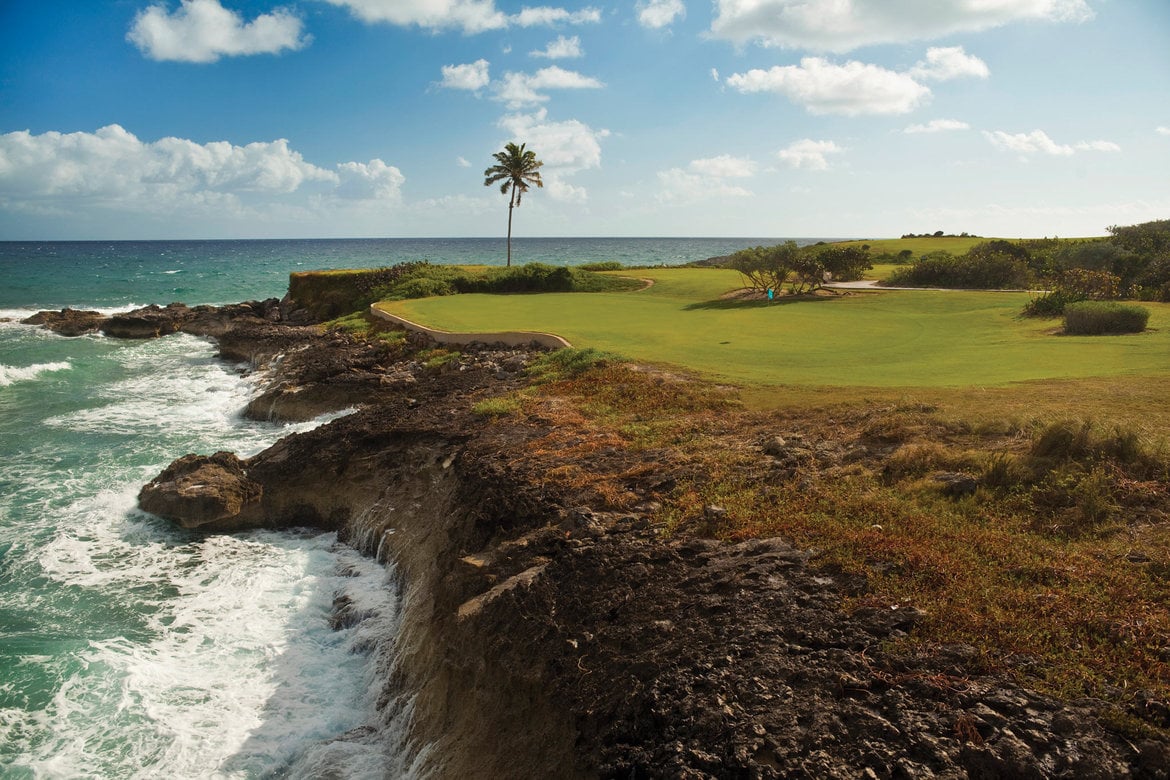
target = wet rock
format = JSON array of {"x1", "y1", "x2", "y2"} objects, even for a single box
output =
[
  {"x1": 138, "y1": 451, "x2": 262, "y2": 528},
  {"x1": 21, "y1": 308, "x2": 108, "y2": 336}
]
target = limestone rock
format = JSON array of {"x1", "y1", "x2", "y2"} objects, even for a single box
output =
[
  {"x1": 138, "y1": 451, "x2": 262, "y2": 529},
  {"x1": 21, "y1": 308, "x2": 106, "y2": 336}
]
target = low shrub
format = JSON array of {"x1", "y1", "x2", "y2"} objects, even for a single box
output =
[
  {"x1": 579, "y1": 261, "x2": 623, "y2": 272},
  {"x1": 1063, "y1": 301, "x2": 1149, "y2": 335},
  {"x1": 884, "y1": 248, "x2": 1031, "y2": 290}
]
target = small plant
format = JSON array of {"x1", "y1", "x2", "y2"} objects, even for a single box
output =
[
  {"x1": 527, "y1": 347, "x2": 619, "y2": 381},
  {"x1": 472, "y1": 396, "x2": 523, "y2": 417},
  {"x1": 1063, "y1": 301, "x2": 1149, "y2": 335},
  {"x1": 579, "y1": 261, "x2": 623, "y2": 272}
]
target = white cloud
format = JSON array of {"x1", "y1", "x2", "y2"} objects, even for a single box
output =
[
  {"x1": 711, "y1": 68, "x2": 720, "y2": 82},
  {"x1": 457, "y1": 156, "x2": 472, "y2": 167},
  {"x1": 908, "y1": 46, "x2": 989, "y2": 81},
  {"x1": 127, "y1": 0, "x2": 309, "y2": 63},
  {"x1": 494, "y1": 66, "x2": 604, "y2": 107},
  {"x1": 1157, "y1": 126, "x2": 1170, "y2": 136},
  {"x1": 726, "y1": 57, "x2": 930, "y2": 115},
  {"x1": 710, "y1": 0, "x2": 1094, "y2": 52},
  {"x1": 776, "y1": 138, "x2": 844, "y2": 170},
  {"x1": 656, "y1": 154, "x2": 756, "y2": 204},
  {"x1": 511, "y1": 6, "x2": 602, "y2": 27},
  {"x1": 637, "y1": 0, "x2": 686, "y2": 29},
  {"x1": 320, "y1": 0, "x2": 507, "y2": 32},
  {"x1": 531, "y1": 35, "x2": 583, "y2": 59},
  {"x1": 904, "y1": 118, "x2": 970, "y2": 134},
  {"x1": 983, "y1": 129, "x2": 1121, "y2": 157},
  {"x1": 689, "y1": 154, "x2": 755, "y2": 178},
  {"x1": 0, "y1": 125, "x2": 404, "y2": 227},
  {"x1": 320, "y1": 1, "x2": 599, "y2": 33},
  {"x1": 496, "y1": 109, "x2": 609, "y2": 201},
  {"x1": 334, "y1": 159, "x2": 406, "y2": 200},
  {"x1": 440, "y1": 59, "x2": 490, "y2": 90}
]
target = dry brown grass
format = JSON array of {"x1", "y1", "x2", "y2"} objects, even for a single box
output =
[{"x1": 493, "y1": 363, "x2": 1170, "y2": 710}]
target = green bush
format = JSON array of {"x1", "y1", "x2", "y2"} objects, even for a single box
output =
[
  {"x1": 885, "y1": 247, "x2": 1032, "y2": 289},
  {"x1": 579, "y1": 261, "x2": 623, "y2": 272},
  {"x1": 1063, "y1": 301, "x2": 1149, "y2": 335}
]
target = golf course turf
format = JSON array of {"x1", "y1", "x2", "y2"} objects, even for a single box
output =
[{"x1": 374, "y1": 267, "x2": 1170, "y2": 388}]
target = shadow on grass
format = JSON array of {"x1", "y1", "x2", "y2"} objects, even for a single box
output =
[{"x1": 684, "y1": 294, "x2": 841, "y2": 311}]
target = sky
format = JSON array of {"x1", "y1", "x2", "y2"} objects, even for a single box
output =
[{"x1": 1, "y1": 0, "x2": 1168, "y2": 240}]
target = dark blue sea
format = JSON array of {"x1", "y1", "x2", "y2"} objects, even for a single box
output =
[{"x1": 0, "y1": 237, "x2": 815, "y2": 777}]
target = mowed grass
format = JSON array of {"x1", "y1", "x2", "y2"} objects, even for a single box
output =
[{"x1": 376, "y1": 266, "x2": 1170, "y2": 388}]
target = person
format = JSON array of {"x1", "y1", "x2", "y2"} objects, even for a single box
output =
[{"x1": 767, "y1": 287, "x2": 774, "y2": 302}]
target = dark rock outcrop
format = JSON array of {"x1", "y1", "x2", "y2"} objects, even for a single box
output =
[
  {"x1": 138, "y1": 451, "x2": 263, "y2": 529},
  {"x1": 134, "y1": 324, "x2": 1167, "y2": 779},
  {"x1": 21, "y1": 308, "x2": 106, "y2": 336}
]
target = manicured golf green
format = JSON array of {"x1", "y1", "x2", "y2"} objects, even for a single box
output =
[{"x1": 376, "y1": 268, "x2": 1170, "y2": 387}]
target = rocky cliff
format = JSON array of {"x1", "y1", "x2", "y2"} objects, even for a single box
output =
[
  {"x1": 125, "y1": 309, "x2": 1166, "y2": 779},
  {"x1": 26, "y1": 294, "x2": 1167, "y2": 778}
]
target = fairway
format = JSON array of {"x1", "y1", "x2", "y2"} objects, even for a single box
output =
[{"x1": 376, "y1": 268, "x2": 1170, "y2": 388}]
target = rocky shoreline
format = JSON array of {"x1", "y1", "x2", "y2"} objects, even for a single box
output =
[{"x1": 24, "y1": 301, "x2": 1170, "y2": 778}]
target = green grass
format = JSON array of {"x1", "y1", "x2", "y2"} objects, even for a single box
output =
[{"x1": 375, "y1": 267, "x2": 1170, "y2": 388}]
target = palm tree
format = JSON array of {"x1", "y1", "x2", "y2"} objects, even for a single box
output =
[{"x1": 483, "y1": 142, "x2": 543, "y2": 267}]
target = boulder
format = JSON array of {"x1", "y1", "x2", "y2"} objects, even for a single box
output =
[
  {"x1": 21, "y1": 308, "x2": 107, "y2": 336},
  {"x1": 102, "y1": 303, "x2": 195, "y2": 339},
  {"x1": 138, "y1": 451, "x2": 262, "y2": 529}
]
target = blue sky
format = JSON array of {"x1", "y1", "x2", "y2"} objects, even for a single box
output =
[{"x1": 1, "y1": 0, "x2": 1167, "y2": 239}]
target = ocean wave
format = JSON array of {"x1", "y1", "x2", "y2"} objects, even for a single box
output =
[{"x1": 0, "y1": 361, "x2": 71, "y2": 386}]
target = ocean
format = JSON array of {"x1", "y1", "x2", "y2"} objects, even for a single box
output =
[{"x1": 0, "y1": 237, "x2": 807, "y2": 778}]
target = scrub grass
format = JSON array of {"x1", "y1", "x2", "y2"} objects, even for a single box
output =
[
  {"x1": 495, "y1": 358, "x2": 1170, "y2": 713},
  {"x1": 375, "y1": 264, "x2": 1169, "y2": 713}
]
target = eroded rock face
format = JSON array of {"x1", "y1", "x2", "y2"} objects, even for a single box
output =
[
  {"x1": 129, "y1": 316, "x2": 1167, "y2": 779},
  {"x1": 138, "y1": 451, "x2": 263, "y2": 529},
  {"x1": 21, "y1": 308, "x2": 106, "y2": 336}
]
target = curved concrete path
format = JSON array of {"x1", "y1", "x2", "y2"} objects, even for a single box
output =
[{"x1": 370, "y1": 304, "x2": 572, "y2": 350}]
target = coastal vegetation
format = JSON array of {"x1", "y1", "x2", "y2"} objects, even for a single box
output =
[{"x1": 338, "y1": 222, "x2": 1170, "y2": 716}]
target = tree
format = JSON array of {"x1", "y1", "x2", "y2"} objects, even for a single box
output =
[{"x1": 483, "y1": 142, "x2": 544, "y2": 267}]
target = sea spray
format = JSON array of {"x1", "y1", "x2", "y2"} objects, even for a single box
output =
[{"x1": 0, "y1": 323, "x2": 402, "y2": 778}]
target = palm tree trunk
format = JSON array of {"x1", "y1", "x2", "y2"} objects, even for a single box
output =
[{"x1": 506, "y1": 187, "x2": 516, "y2": 267}]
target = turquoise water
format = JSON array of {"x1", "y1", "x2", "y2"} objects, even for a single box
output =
[{"x1": 0, "y1": 237, "x2": 811, "y2": 777}]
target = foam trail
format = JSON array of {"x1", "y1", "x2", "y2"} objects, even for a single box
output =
[{"x1": 0, "y1": 361, "x2": 71, "y2": 386}]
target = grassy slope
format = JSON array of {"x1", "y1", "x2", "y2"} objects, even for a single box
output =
[{"x1": 378, "y1": 266, "x2": 1170, "y2": 388}]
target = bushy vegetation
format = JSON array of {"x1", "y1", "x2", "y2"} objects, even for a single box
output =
[
  {"x1": 884, "y1": 240, "x2": 1033, "y2": 289},
  {"x1": 728, "y1": 241, "x2": 872, "y2": 295},
  {"x1": 1063, "y1": 301, "x2": 1150, "y2": 335},
  {"x1": 1024, "y1": 268, "x2": 1123, "y2": 316},
  {"x1": 372, "y1": 261, "x2": 641, "y2": 300}
]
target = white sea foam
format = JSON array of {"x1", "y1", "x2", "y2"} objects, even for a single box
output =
[
  {"x1": 3, "y1": 323, "x2": 401, "y2": 778},
  {"x1": 0, "y1": 360, "x2": 71, "y2": 386}
]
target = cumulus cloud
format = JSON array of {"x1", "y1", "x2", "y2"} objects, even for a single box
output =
[
  {"x1": 637, "y1": 0, "x2": 686, "y2": 29},
  {"x1": 726, "y1": 57, "x2": 930, "y2": 115},
  {"x1": 531, "y1": 35, "x2": 583, "y2": 59},
  {"x1": 512, "y1": 6, "x2": 601, "y2": 26},
  {"x1": 710, "y1": 0, "x2": 1094, "y2": 52},
  {"x1": 776, "y1": 138, "x2": 844, "y2": 170},
  {"x1": 457, "y1": 156, "x2": 472, "y2": 167},
  {"x1": 440, "y1": 59, "x2": 491, "y2": 90},
  {"x1": 127, "y1": 0, "x2": 309, "y2": 63},
  {"x1": 656, "y1": 155, "x2": 755, "y2": 205},
  {"x1": 496, "y1": 109, "x2": 609, "y2": 201},
  {"x1": 908, "y1": 46, "x2": 989, "y2": 81},
  {"x1": 1158, "y1": 126, "x2": 1170, "y2": 136},
  {"x1": 494, "y1": 66, "x2": 604, "y2": 107},
  {"x1": 320, "y1": 1, "x2": 599, "y2": 33},
  {"x1": 688, "y1": 154, "x2": 755, "y2": 178},
  {"x1": 983, "y1": 129, "x2": 1121, "y2": 156},
  {"x1": 0, "y1": 125, "x2": 403, "y2": 226},
  {"x1": 904, "y1": 118, "x2": 970, "y2": 134}
]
